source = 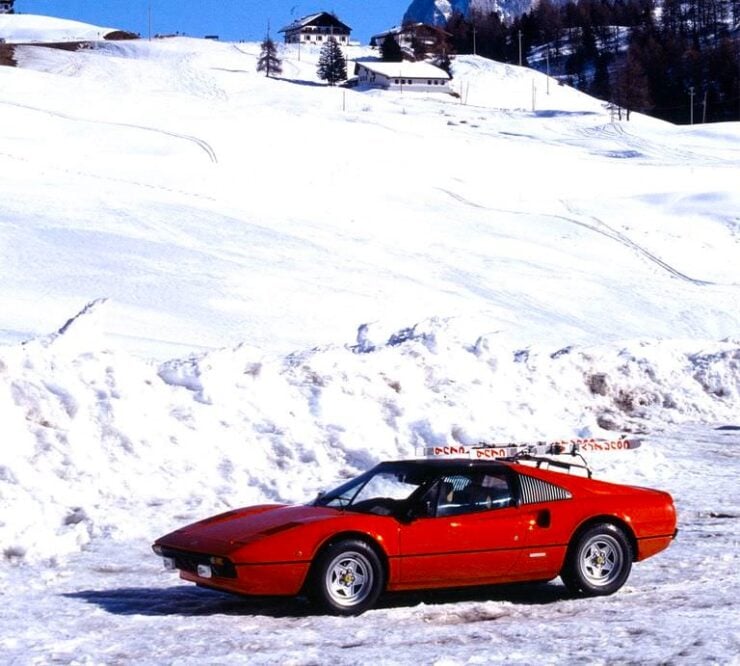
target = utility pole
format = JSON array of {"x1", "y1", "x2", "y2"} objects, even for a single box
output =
[
  {"x1": 689, "y1": 86, "x2": 695, "y2": 125},
  {"x1": 518, "y1": 30, "x2": 522, "y2": 66},
  {"x1": 148, "y1": 3, "x2": 152, "y2": 41},
  {"x1": 473, "y1": 25, "x2": 476, "y2": 56},
  {"x1": 546, "y1": 49, "x2": 550, "y2": 95},
  {"x1": 702, "y1": 90, "x2": 707, "y2": 124}
]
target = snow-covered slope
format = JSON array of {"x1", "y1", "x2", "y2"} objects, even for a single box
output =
[
  {"x1": 403, "y1": 0, "x2": 536, "y2": 25},
  {"x1": 1, "y1": 35, "x2": 738, "y2": 357},
  {"x1": 0, "y1": 13, "x2": 118, "y2": 42}
]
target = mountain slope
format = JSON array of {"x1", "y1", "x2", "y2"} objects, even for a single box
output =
[
  {"x1": 403, "y1": 0, "x2": 537, "y2": 24},
  {"x1": 1, "y1": 30, "x2": 738, "y2": 357}
]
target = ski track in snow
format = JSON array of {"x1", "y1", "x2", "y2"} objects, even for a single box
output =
[
  {"x1": 0, "y1": 147, "x2": 216, "y2": 203},
  {"x1": 556, "y1": 204, "x2": 720, "y2": 286},
  {"x1": 437, "y1": 187, "x2": 723, "y2": 286},
  {"x1": 0, "y1": 98, "x2": 218, "y2": 163},
  {"x1": 581, "y1": 121, "x2": 740, "y2": 167}
]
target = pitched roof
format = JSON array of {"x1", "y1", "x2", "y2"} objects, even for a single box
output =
[
  {"x1": 356, "y1": 60, "x2": 451, "y2": 80},
  {"x1": 279, "y1": 11, "x2": 351, "y2": 34},
  {"x1": 370, "y1": 22, "x2": 450, "y2": 44}
]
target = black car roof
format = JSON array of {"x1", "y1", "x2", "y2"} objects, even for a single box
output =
[{"x1": 378, "y1": 459, "x2": 510, "y2": 471}]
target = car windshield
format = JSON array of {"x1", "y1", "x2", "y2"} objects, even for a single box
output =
[{"x1": 314, "y1": 463, "x2": 432, "y2": 516}]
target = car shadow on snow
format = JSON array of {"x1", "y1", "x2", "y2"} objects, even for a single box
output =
[
  {"x1": 63, "y1": 585, "x2": 315, "y2": 618},
  {"x1": 379, "y1": 581, "x2": 569, "y2": 610},
  {"x1": 64, "y1": 581, "x2": 568, "y2": 618}
]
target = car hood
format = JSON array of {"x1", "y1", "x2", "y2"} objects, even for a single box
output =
[{"x1": 156, "y1": 504, "x2": 339, "y2": 550}]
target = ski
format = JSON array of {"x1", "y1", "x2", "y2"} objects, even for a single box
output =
[{"x1": 419, "y1": 436, "x2": 642, "y2": 460}]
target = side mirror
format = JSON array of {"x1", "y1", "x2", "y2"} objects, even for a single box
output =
[{"x1": 405, "y1": 500, "x2": 433, "y2": 522}]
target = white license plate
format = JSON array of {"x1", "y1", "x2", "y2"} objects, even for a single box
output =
[
  {"x1": 163, "y1": 557, "x2": 176, "y2": 570},
  {"x1": 197, "y1": 564, "x2": 213, "y2": 579}
]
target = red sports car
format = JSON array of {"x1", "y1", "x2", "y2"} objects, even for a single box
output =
[{"x1": 152, "y1": 457, "x2": 677, "y2": 615}]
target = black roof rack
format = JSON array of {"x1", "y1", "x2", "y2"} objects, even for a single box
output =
[{"x1": 499, "y1": 452, "x2": 593, "y2": 478}]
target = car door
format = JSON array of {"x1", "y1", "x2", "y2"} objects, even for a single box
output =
[{"x1": 396, "y1": 469, "x2": 526, "y2": 588}]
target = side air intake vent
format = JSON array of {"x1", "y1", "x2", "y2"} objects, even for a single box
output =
[{"x1": 519, "y1": 475, "x2": 572, "y2": 505}]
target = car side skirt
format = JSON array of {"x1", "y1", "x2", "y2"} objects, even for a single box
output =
[{"x1": 385, "y1": 545, "x2": 567, "y2": 591}]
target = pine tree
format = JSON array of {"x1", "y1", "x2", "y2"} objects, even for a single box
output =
[
  {"x1": 433, "y1": 49, "x2": 453, "y2": 77},
  {"x1": 380, "y1": 34, "x2": 404, "y2": 62},
  {"x1": 257, "y1": 37, "x2": 282, "y2": 78},
  {"x1": 317, "y1": 37, "x2": 347, "y2": 86},
  {"x1": 429, "y1": 26, "x2": 454, "y2": 77}
]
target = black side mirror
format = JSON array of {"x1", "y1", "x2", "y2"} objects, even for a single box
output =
[{"x1": 404, "y1": 500, "x2": 433, "y2": 522}]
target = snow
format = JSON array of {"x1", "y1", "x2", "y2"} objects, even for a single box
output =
[
  {"x1": 0, "y1": 14, "x2": 739, "y2": 665},
  {"x1": 356, "y1": 59, "x2": 452, "y2": 79},
  {"x1": 0, "y1": 14, "x2": 117, "y2": 43}
]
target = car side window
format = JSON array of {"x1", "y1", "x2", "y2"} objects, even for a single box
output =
[{"x1": 435, "y1": 472, "x2": 513, "y2": 517}]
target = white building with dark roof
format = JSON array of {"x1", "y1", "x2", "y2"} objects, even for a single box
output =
[
  {"x1": 278, "y1": 11, "x2": 351, "y2": 45},
  {"x1": 354, "y1": 60, "x2": 451, "y2": 93}
]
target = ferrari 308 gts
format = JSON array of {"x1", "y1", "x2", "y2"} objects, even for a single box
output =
[{"x1": 153, "y1": 457, "x2": 677, "y2": 614}]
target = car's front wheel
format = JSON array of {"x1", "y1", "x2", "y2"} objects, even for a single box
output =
[
  {"x1": 561, "y1": 523, "x2": 633, "y2": 596},
  {"x1": 309, "y1": 539, "x2": 384, "y2": 615}
]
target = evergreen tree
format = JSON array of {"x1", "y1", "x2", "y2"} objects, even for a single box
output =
[
  {"x1": 433, "y1": 48, "x2": 453, "y2": 77},
  {"x1": 429, "y1": 26, "x2": 454, "y2": 76},
  {"x1": 380, "y1": 34, "x2": 404, "y2": 62},
  {"x1": 317, "y1": 37, "x2": 347, "y2": 86},
  {"x1": 256, "y1": 37, "x2": 282, "y2": 78},
  {"x1": 446, "y1": 10, "x2": 474, "y2": 54}
]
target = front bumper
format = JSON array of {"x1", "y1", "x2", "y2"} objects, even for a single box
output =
[{"x1": 153, "y1": 543, "x2": 310, "y2": 596}]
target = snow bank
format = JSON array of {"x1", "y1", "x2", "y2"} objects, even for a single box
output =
[
  {"x1": 0, "y1": 14, "x2": 117, "y2": 43},
  {"x1": 1, "y1": 304, "x2": 738, "y2": 563}
]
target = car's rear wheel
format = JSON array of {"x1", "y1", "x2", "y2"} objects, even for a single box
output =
[
  {"x1": 561, "y1": 523, "x2": 633, "y2": 596},
  {"x1": 309, "y1": 539, "x2": 384, "y2": 615}
]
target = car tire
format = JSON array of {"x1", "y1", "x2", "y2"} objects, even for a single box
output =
[
  {"x1": 309, "y1": 539, "x2": 385, "y2": 615},
  {"x1": 561, "y1": 523, "x2": 633, "y2": 596}
]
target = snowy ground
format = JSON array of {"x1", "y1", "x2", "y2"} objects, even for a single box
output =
[
  {"x1": 0, "y1": 22, "x2": 738, "y2": 357},
  {"x1": 0, "y1": 15, "x2": 739, "y2": 665},
  {"x1": 1, "y1": 425, "x2": 738, "y2": 665}
]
